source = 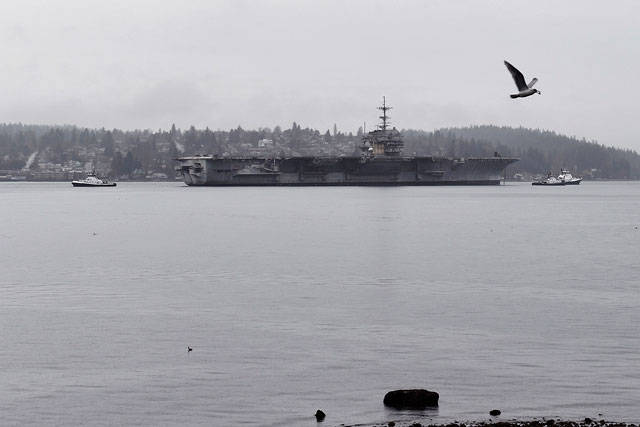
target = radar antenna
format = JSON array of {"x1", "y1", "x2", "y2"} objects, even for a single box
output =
[{"x1": 377, "y1": 96, "x2": 392, "y2": 130}]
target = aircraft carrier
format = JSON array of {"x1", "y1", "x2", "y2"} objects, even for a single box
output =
[{"x1": 176, "y1": 98, "x2": 518, "y2": 186}]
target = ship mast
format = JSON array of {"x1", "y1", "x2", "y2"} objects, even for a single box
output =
[{"x1": 377, "y1": 96, "x2": 392, "y2": 130}]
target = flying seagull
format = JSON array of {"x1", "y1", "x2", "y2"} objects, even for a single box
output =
[{"x1": 504, "y1": 60, "x2": 540, "y2": 98}]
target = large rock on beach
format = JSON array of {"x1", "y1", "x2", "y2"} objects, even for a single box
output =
[{"x1": 383, "y1": 389, "x2": 439, "y2": 409}]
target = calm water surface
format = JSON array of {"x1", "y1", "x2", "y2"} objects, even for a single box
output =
[{"x1": 1, "y1": 182, "x2": 639, "y2": 426}]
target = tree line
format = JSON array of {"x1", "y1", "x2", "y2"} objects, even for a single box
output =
[{"x1": 1, "y1": 122, "x2": 639, "y2": 179}]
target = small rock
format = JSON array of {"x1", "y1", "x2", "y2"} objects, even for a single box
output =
[
  {"x1": 315, "y1": 409, "x2": 325, "y2": 422},
  {"x1": 388, "y1": 422, "x2": 395, "y2": 427},
  {"x1": 585, "y1": 418, "x2": 593, "y2": 424},
  {"x1": 490, "y1": 409, "x2": 501, "y2": 416},
  {"x1": 547, "y1": 420, "x2": 556, "y2": 426},
  {"x1": 383, "y1": 389, "x2": 439, "y2": 409}
]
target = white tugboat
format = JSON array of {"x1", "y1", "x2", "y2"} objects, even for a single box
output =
[
  {"x1": 532, "y1": 169, "x2": 582, "y2": 186},
  {"x1": 71, "y1": 173, "x2": 117, "y2": 187},
  {"x1": 557, "y1": 169, "x2": 582, "y2": 185}
]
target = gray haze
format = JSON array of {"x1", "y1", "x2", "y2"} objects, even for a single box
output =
[{"x1": 1, "y1": 0, "x2": 639, "y2": 150}]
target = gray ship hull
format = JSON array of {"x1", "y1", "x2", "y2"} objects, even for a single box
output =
[{"x1": 176, "y1": 156, "x2": 518, "y2": 186}]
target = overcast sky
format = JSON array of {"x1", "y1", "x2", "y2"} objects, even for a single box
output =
[{"x1": 1, "y1": 0, "x2": 639, "y2": 150}]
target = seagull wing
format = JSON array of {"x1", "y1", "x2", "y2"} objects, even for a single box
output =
[
  {"x1": 504, "y1": 60, "x2": 527, "y2": 91},
  {"x1": 527, "y1": 77, "x2": 538, "y2": 88}
]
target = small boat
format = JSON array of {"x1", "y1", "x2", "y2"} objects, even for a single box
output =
[
  {"x1": 532, "y1": 169, "x2": 582, "y2": 186},
  {"x1": 72, "y1": 173, "x2": 117, "y2": 187},
  {"x1": 532, "y1": 174, "x2": 564, "y2": 186},
  {"x1": 557, "y1": 169, "x2": 582, "y2": 185}
]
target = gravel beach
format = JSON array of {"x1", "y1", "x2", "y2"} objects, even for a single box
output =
[{"x1": 340, "y1": 419, "x2": 638, "y2": 427}]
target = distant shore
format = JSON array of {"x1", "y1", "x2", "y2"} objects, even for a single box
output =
[{"x1": 3, "y1": 178, "x2": 640, "y2": 183}]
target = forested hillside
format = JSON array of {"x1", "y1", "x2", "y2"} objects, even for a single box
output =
[
  {"x1": 449, "y1": 126, "x2": 640, "y2": 179},
  {"x1": 1, "y1": 122, "x2": 638, "y2": 180},
  {"x1": 404, "y1": 126, "x2": 640, "y2": 179}
]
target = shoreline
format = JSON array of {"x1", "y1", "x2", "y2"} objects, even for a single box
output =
[{"x1": 342, "y1": 419, "x2": 638, "y2": 427}]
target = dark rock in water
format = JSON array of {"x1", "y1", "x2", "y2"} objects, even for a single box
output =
[
  {"x1": 490, "y1": 409, "x2": 502, "y2": 416},
  {"x1": 383, "y1": 389, "x2": 439, "y2": 409},
  {"x1": 585, "y1": 418, "x2": 593, "y2": 424},
  {"x1": 409, "y1": 423, "x2": 423, "y2": 427},
  {"x1": 546, "y1": 419, "x2": 555, "y2": 426},
  {"x1": 388, "y1": 422, "x2": 396, "y2": 427},
  {"x1": 314, "y1": 409, "x2": 325, "y2": 422}
]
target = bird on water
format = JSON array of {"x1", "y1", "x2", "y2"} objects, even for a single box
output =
[
  {"x1": 504, "y1": 60, "x2": 541, "y2": 98},
  {"x1": 187, "y1": 346, "x2": 193, "y2": 353}
]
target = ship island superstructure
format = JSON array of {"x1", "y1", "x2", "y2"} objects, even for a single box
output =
[{"x1": 176, "y1": 98, "x2": 518, "y2": 186}]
